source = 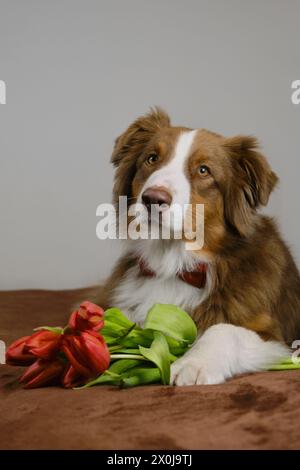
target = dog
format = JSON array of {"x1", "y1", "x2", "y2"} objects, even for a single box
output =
[{"x1": 93, "y1": 107, "x2": 300, "y2": 385}]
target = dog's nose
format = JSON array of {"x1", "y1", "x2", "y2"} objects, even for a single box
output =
[{"x1": 142, "y1": 187, "x2": 172, "y2": 211}]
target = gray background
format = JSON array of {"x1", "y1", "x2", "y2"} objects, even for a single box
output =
[{"x1": 0, "y1": 0, "x2": 299, "y2": 290}]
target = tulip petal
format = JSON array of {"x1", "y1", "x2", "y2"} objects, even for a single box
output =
[
  {"x1": 80, "y1": 301, "x2": 104, "y2": 316},
  {"x1": 61, "y1": 336, "x2": 92, "y2": 377},
  {"x1": 25, "y1": 330, "x2": 62, "y2": 359},
  {"x1": 6, "y1": 336, "x2": 36, "y2": 366},
  {"x1": 68, "y1": 301, "x2": 104, "y2": 332},
  {"x1": 62, "y1": 364, "x2": 83, "y2": 388},
  {"x1": 80, "y1": 331, "x2": 110, "y2": 374},
  {"x1": 20, "y1": 360, "x2": 45, "y2": 384},
  {"x1": 67, "y1": 311, "x2": 78, "y2": 330},
  {"x1": 20, "y1": 359, "x2": 64, "y2": 389}
]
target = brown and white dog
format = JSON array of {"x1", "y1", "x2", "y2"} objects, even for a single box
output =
[{"x1": 93, "y1": 107, "x2": 300, "y2": 385}]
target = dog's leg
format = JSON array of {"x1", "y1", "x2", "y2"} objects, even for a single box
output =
[{"x1": 170, "y1": 323, "x2": 289, "y2": 385}]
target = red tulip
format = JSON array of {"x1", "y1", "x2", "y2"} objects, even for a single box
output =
[
  {"x1": 61, "y1": 364, "x2": 83, "y2": 388},
  {"x1": 25, "y1": 330, "x2": 62, "y2": 360},
  {"x1": 68, "y1": 301, "x2": 104, "y2": 332},
  {"x1": 62, "y1": 330, "x2": 110, "y2": 380},
  {"x1": 6, "y1": 336, "x2": 36, "y2": 366},
  {"x1": 19, "y1": 358, "x2": 65, "y2": 389},
  {"x1": 7, "y1": 301, "x2": 109, "y2": 390}
]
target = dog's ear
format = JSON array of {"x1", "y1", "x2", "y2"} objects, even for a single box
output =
[
  {"x1": 111, "y1": 107, "x2": 170, "y2": 201},
  {"x1": 224, "y1": 135, "x2": 278, "y2": 236}
]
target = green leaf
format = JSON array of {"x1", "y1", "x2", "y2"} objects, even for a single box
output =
[
  {"x1": 78, "y1": 359, "x2": 144, "y2": 389},
  {"x1": 104, "y1": 307, "x2": 135, "y2": 329},
  {"x1": 107, "y1": 344, "x2": 125, "y2": 353},
  {"x1": 119, "y1": 328, "x2": 154, "y2": 348},
  {"x1": 109, "y1": 359, "x2": 143, "y2": 374},
  {"x1": 165, "y1": 336, "x2": 189, "y2": 356},
  {"x1": 102, "y1": 335, "x2": 121, "y2": 345},
  {"x1": 268, "y1": 357, "x2": 300, "y2": 370},
  {"x1": 110, "y1": 348, "x2": 141, "y2": 355},
  {"x1": 121, "y1": 367, "x2": 161, "y2": 388},
  {"x1": 144, "y1": 303, "x2": 197, "y2": 345},
  {"x1": 102, "y1": 319, "x2": 136, "y2": 344},
  {"x1": 168, "y1": 352, "x2": 178, "y2": 363},
  {"x1": 139, "y1": 331, "x2": 171, "y2": 385},
  {"x1": 33, "y1": 326, "x2": 64, "y2": 334},
  {"x1": 102, "y1": 320, "x2": 132, "y2": 337},
  {"x1": 77, "y1": 370, "x2": 122, "y2": 388}
]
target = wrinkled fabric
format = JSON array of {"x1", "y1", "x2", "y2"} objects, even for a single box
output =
[{"x1": 1, "y1": 288, "x2": 300, "y2": 450}]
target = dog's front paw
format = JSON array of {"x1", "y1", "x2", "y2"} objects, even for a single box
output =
[{"x1": 170, "y1": 355, "x2": 226, "y2": 386}]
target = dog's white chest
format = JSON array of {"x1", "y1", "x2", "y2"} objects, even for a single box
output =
[{"x1": 111, "y1": 266, "x2": 204, "y2": 325}]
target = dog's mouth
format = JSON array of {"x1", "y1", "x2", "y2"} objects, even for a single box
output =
[{"x1": 145, "y1": 204, "x2": 169, "y2": 225}]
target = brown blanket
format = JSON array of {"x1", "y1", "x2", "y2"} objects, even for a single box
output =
[{"x1": 0, "y1": 289, "x2": 299, "y2": 450}]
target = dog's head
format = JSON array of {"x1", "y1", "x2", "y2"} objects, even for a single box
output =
[{"x1": 111, "y1": 108, "x2": 278, "y2": 252}]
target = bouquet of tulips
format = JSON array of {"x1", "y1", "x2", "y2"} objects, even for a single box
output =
[{"x1": 6, "y1": 301, "x2": 198, "y2": 389}]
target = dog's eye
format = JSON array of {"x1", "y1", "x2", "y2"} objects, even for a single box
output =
[
  {"x1": 146, "y1": 153, "x2": 159, "y2": 165},
  {"x1": 198, "y1": 165, "x2": 209, "y2": 175}
]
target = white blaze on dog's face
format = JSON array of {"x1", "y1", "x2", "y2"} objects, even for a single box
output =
[{"x1": 133, "y1": 129, "x2": 198, "y2": 234}]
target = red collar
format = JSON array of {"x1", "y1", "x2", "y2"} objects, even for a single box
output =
[{"x1": 138, "y1": 259, "x2": 207, "y2": 289}]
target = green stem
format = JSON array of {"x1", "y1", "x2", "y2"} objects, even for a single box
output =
[
  {"x1": 110, "y1": 354, "x2": 148, "y2": 361},
  {"x1": 268, "y1": 363, "x2": 300, "y2": 370}
]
